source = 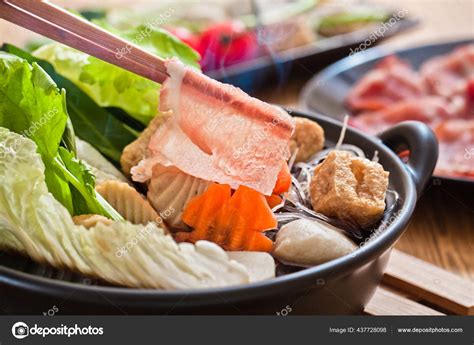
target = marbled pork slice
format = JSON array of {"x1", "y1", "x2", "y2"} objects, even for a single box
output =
[{"x1": 132, "y1": 59, "x2": 295, "y2": 195}]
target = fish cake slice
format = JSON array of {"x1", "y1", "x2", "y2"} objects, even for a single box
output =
[{"x1": 96, "y1": 180, "x2": 165, "y2": 229}]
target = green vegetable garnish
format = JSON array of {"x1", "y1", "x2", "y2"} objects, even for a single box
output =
[
  {"x1": 0, "y1": 52, "x2": 122, "y2": 220},
  {"x1": 318, "y1": 10, "x2": 390, "y2": 36},
  {"x1": 2, "y1": 44, "x2": 138, "y2": 164},
  {"x1": 33, "y1": 23, "x2": 200, "y2": 125},
  {"x1": 93, "y1": 20, "x2": 201, "y2": 69}
]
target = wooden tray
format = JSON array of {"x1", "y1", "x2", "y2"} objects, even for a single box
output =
[{"x1": 364, "y1": 249, "x2": 473, "y2": 315}]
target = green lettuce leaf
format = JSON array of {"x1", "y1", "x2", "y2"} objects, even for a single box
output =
[
  {"x1": 56, "y1": 147, "x2": 121, "y2": 218},
  {"x1": 0, "y1": 127, "x2": 249, "y2": 289},
  {"x1": 0, "y1": 51, "x2": 67, "y2": 161},
  {"x1": 33, "y1": 43, "x2": 159, "y2": 125},
  {"x1": 0, "y1": 51, "x2": 74, "y2": 210},
  {"x1": 2, "y1": 44, "x2": 138, "y2": 164},
  {"x1": 93, "y1": 21, "x2": 201, "y2": 69},
  {"x1": 0, "y1": 52, "x2": 122, "y2": 220},
  {"x1": 33, "y1": 24, "x2": 200, "y2": 125}
]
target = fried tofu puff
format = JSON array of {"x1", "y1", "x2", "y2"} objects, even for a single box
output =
[
  {"x1": 289, "y1": 117, "x2": 325, "y2": 162},
  {"x1": 310, "y1": 151, "x2": 389, "y2": 227}
]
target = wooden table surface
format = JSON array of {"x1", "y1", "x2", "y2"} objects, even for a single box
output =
[{"x1": 0, "y1": 0, "x2": 472, "y2": 282}]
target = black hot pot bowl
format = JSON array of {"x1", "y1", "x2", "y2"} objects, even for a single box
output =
[{"x1": 0, "y1": 111, "x2": 438, "y2": 315}]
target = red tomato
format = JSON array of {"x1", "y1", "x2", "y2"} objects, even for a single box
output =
[
  {"x1": 166, "y1": 27, "x2": 199, "y2": 51},
  {"x1": 197, "y1": 21, "x2": 258, "y2": 71}
]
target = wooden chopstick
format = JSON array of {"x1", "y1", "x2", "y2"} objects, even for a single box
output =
[{"x1": 0, "y1": 0, "x2": 168, "y2": 83}]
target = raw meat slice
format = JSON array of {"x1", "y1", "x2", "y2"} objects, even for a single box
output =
[
  {"x1": 132, "y1": 59, "x2": 295, "y2": 195},
  {"x1": 465, "y1": 78, "x2": 474, "y2": 117},
  {"x1": 347, "y1": 45, "x2": 474, "y2": 180},
  {"x1": 421, "y1": 44, "x2": 474, "y2": 99},
  {"x1": 434, "y1": 119, "x2": 474, "y2": 178},
  {"x1": 346, "y1": 55, "x2": 425, "y2": 113},
  {"x1": 350, "y1": 96, "x2": 453, "y2": 134},
  {"x1": 120, "y1": 112, "x2": 171, "y2": 176}
]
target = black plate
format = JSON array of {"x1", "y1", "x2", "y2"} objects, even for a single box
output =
[
  {"x1": 299, "y1": 39, "x2": 474, "y2": 184},
  {"x1": 0, "y1": 112, "x2": 438, "y2": 315},
  {"x1": 207, "y1": 17, "x2": 417, "y2": 93}
]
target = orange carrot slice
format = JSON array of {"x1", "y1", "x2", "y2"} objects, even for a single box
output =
[
  {"x1": 181, "y1": 183, "x2": 231, "y2": 241},
  {"x1": 266, "y1": 194, "x2": 282, "y2": 208},
  {"x1": 272, "y1": 162, "x2": 291, "y2": 195},
  {"x1": 246, "y1": 231, "x2": 274, "y2": 252},
  {"x1": 230, "y1": 186, "x2": 277, "y2": 231},
  {"x1": 217, "y1": 186, "x2": 276, "y2": 250},
  {"x1": 176, "y1": 184, "x2": 277, "y2": 252}
]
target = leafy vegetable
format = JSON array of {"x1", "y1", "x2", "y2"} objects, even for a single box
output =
[
  {"x1": 0, "y1": 127, "x2": 249, "y2": 289},
  {"x1": 33, "y1": 22, "x2": 200, "y2": 125},
  {"x1": 2, "y1": 44, "x2": 138, "y2": 164},
  {"x1": 0, "y1": 51, "x2": 73, "y2": 210},
  {"x1": 94, "y1": 20, "x2": 201, "y2": 69},
  {"x1": 318, "y1": 10, "x2": 390, "y2": 35},
  {"x1": 62, "y1": 117, "x2": 77, "y2": 153},
  {"x1": 240, "y1": 0, "x2": 318, "y2": 27},
  {"x1": 79, "y1": 8, "x2": 107, "y2": 21},
  {"x1": 33, "y1": 43, "x2": 158, "y2": 126},
  {"x1": 56, "y1": 147, "x2": 121, "y2": 218},
  {"x1": 75, "y1": 137, "x2": 129, "y2": 184},
  {"x1": 0, "y1": 52, "x2": 122, "y2": 220},
  {"x1": 0, "y1": 51, "x2": 67, "y2": 161}
]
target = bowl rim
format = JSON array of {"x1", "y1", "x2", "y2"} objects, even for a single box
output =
[{"x1": 0, "y1": 111, "x2": 417, "y2": 306}]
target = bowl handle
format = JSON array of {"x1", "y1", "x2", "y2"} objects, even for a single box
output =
[{"x1": 378, "y1": 121, "x2": 438, "y2": 197}]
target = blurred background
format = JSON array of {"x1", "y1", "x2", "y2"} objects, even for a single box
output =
[{"x1": 1, "y1": 0, "x2": 472, "y2": 99}]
